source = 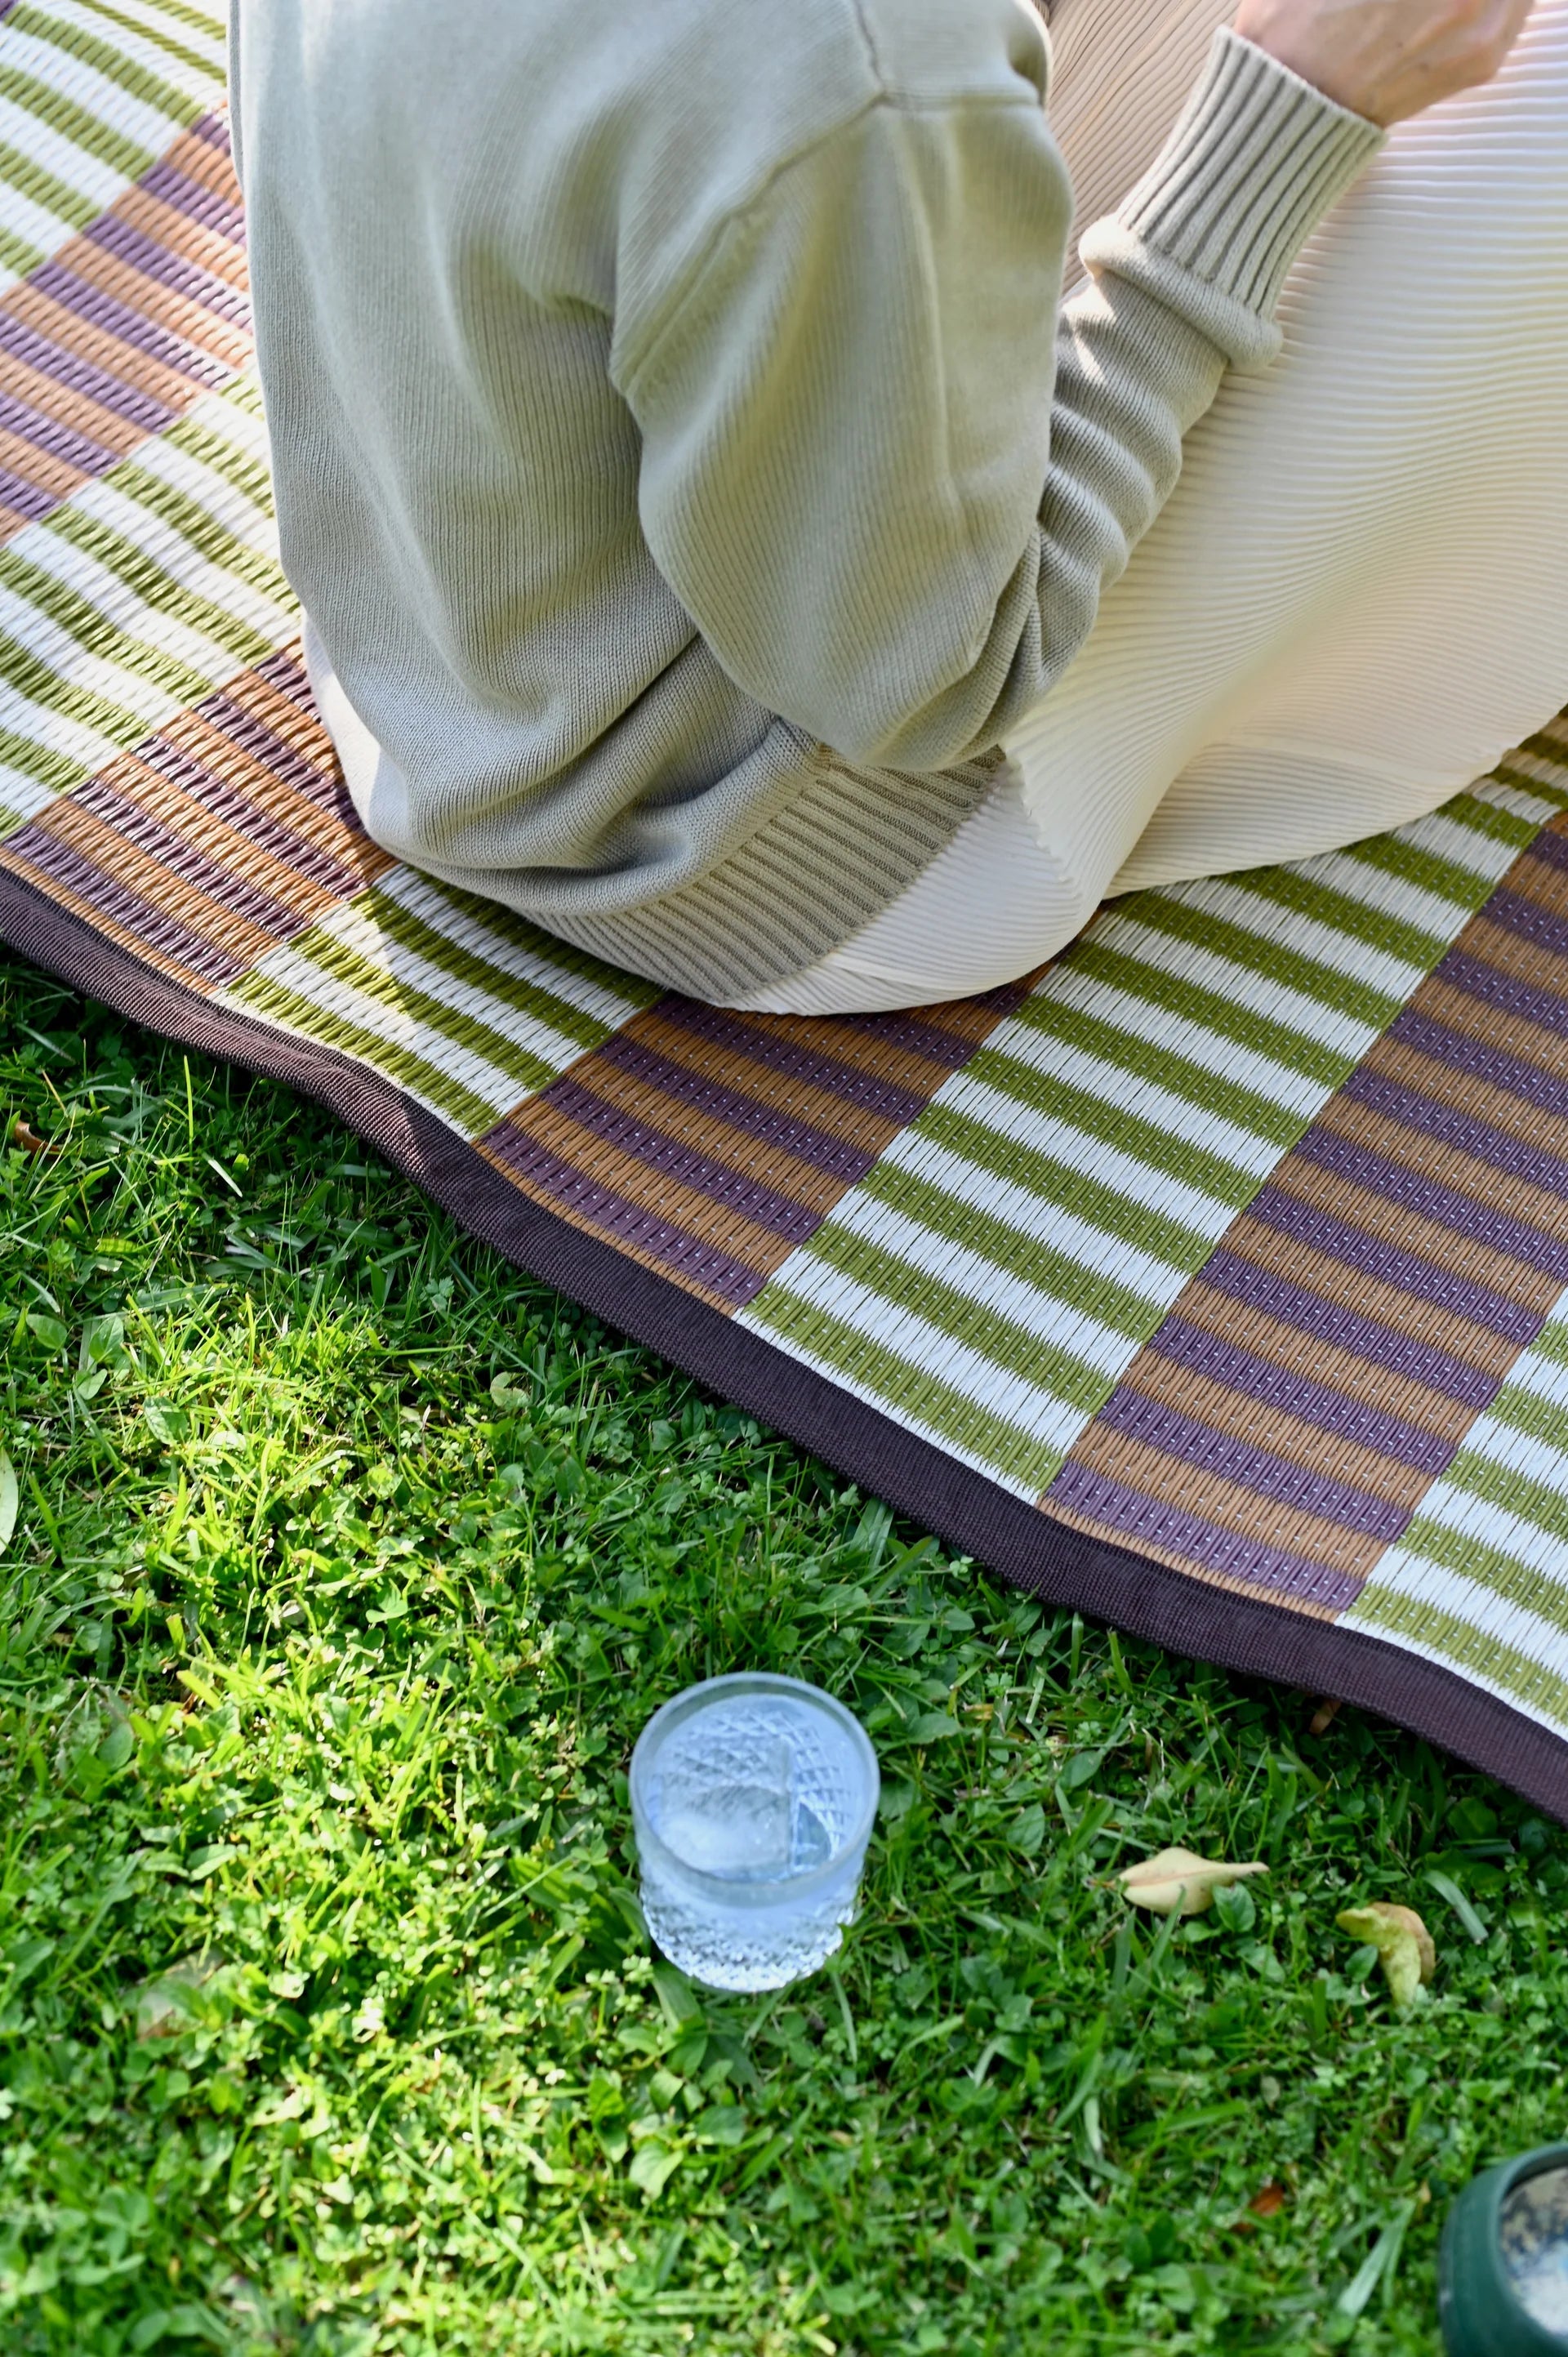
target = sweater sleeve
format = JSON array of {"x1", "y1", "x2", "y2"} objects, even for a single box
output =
[{"x1": 617, "y1": 29, "x2": 1382, "y2": 773}]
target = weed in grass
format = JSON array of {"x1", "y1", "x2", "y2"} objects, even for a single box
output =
[{"x1": 1, "y1": 957, "x2": 1565, "y2": 2355}]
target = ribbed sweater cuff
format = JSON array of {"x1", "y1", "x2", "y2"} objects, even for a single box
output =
[{"x1": 1079, "y1": 28, "x2": 1383, "y2": 371}]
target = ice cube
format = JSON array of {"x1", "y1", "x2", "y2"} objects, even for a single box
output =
[{"x1": 655, "y1": 1712, "x2": 794, "y2": 1882}]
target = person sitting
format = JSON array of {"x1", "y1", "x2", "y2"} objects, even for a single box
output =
[{"x1": 229, "y1": 0, "x2": 1561, "y2": 1014}]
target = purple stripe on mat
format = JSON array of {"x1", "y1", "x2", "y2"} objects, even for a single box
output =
[
  {"x1": 0, "y1": 310, "x2": 172, "y2": 434},
  {"x1": 137, "y1": 158, "x2": 247, "y2": 245},
  {"x1": 72, "y1": 777, "x2": 305, "y2": 942},
  {"x1": 253, "y1": 649, "x2": 349, "y2": 790},
  {"x1": 655, "y1": 995, "x2": 929, "y2": 1123},
  {"x1": 1343, "y1": 1063, "x2": 1568, "y2": 1201},
  {"x1": 1246, "y1": 1181, "x2": 1541, "y2": 1345},
  {"x1": 1522, "y1": 825, "x2": 1568, "y2": 877},
  {"x1": 1043, "y1": 1461, "x2": 1363, "y2": 1611},
  {"x1": 84, "y1": 216, "x2": 249, "y2": 326},
  {"x1": 1388, "y1": 1006, "x2": 1568, "y2": 1126},
  {"x1": 0, "y1": 465, "x2": 56, "y2": 524},
  {"x1": 482, "y1": 1121, "x2": 765, "y2": 1305},
  {"x1": 1437, "y1": 947, "x2": 1568, "y2": 1047},
  {"x1": 840, "y1": 986, "x2": 1034, "y2": 1067},
  {"x1": 541, "y1": 1074, "x2": 822, "y2": 1245},
  {"x1": 198, "y1": 693, "x2": 354, "y2": 822},
  {"x1": 1479, "y1": 884, "x2": 1568, "y2": 969},
  {"x1": 0, "y1": 385, "x2": 116, "y2": 475},
  {"x1": 132, "y1": 737, "x2": 363, "y2": 900},
  {"x1": 1146, "y1": 1315, "x2": 1455, "y2": 1476},
  {"x1": 1, "y1": 826, "x2": 243, "y2": 987},
  {"x1": 29, "y1": 259, "x2": 234, "y2": 388},
  {"x1": 189, "y1": 114, "x2": 232, "y2": 154},
  {"x1": 1297, "y1": 1124, "x2": 1568, "y2": 1282},
  {"x1": 258, "y1": 647, "x2": 312, "y2": 696},
  {"x1": 594, "y1": 1031, "x2": 878, "y2": 1180},
  {"x1": 1199, "y1": 1247, "x2": 1500, "y2": 1409},
  {"x1": 1091, "y1": 1388, "x2": 1410, "y2": 1542}
]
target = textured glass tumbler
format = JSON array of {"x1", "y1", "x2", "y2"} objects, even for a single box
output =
[{"x1": 630, "y1": 1673, "x2": 879, "y2": 1993}]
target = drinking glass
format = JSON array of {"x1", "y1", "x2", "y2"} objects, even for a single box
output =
[{"x1": 630, "y1": 1672, "x2": 879, "y2": 1993}]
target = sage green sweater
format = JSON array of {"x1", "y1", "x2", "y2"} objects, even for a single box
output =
[{"x1": 228, "y1": 0, "x2": 1380, "y2": 999}]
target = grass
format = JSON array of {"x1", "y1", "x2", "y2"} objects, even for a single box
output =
[{"x1": 1, "y1": 956, "x2": 1566, "y2": 2357}]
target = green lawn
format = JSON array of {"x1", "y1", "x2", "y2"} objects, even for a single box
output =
[{"x1": 2, "y1": 953, "x2": 1565, "y2": 2357}]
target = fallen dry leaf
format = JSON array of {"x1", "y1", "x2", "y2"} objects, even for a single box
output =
[
  {"x1": 1249, "y1": 2181, "x2": 1288, "y2": 2219},
  {"x1": 1307, "y1": 1696, "x2": 1343, "y2": 1737},
  {"x1": 1116, "y1": 1846, "x2": 1268, "y2": 1917},
  {"x1": 10, "y1": 1118, "x2": 60, "y2": 1156},
  {"x1": 1336, "y1": 1901, "x2": 1436, "y2": 2012}
]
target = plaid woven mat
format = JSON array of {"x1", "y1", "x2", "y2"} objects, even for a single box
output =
[{"x1": 7, "y1": 1, "x2": 1568, "y2": 1813}]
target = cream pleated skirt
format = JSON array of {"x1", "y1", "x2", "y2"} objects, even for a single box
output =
[{"x1": 742, "y1": 0, "x2": 1568, "y2": 1014}]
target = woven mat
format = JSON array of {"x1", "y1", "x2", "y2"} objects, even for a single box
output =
[{"x1": 7, "y1": 2, "x2": 1568, "y2": 1813}]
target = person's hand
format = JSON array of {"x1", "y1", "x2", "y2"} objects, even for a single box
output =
[{"x1": 1232, "y1": 0, "x2": 1534, "y2": 123}]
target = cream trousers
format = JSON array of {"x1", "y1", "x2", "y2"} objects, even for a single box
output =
[{"x1": 739, "y1": 0, "x2": 1568, "y2": 1014}]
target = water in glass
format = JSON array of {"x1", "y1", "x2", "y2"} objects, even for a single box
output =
[{"x1": 631, "y1": 1676, "x2": 877, "y2": 1993}]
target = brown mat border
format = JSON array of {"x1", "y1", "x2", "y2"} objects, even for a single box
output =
[{"x1": 3, "y1": 859, "x2": 1563, "y2": 1821}]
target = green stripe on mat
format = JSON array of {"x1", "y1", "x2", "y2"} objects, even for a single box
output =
[
  {"x1": 276, "y1": 926, "x2": 561, "y2": 1098},
  {"x1": 415, "y1": 880, "x2": 662, "y2": 1008},
  {"x1": 801, "y1": 1219, "x2": 1112, "y2": 1419},
  {"x1": 226, "y1": 969, "x2": 498, "y2": 1136},
  {"x1": 1339, "y1": 827, "x2": 1511, "y2": 911},
  {"x1": 917, "y1": 1100, "x2": 1213, "y2": 1270},
  {"x1": 746, "y1": 1285, "x2": 1062, "y2": 1494},
  {"x1": 1221, "y1": 864, "x2": 1449, "y2": 969},
  {"x1": 0, "y1": 224, "x2": 45, "y2": 279},
  {"x1": 0, "y1": 65, "x2": 156, "y2": 181},
  {"x1": 38, "y1": 509, "x2": 277, "y2": 669},
  {"x1": 1427, "y1": 1450, "x2": 1568, "y2": 1552},
  {"x1": 1063, "y1": 939, "x2": 1353, "y2": 1087},
  {"x1": 107, "y1": 468, "x2": 288, "y2": 606},
  {"x1": 1481, "y1": 1375, "x2": 1568, "y2": 1454},
  {"x1": 7, "y1": 6, "x2": 209, "y2": 126},
  {"x1": 26, "y1": 0, "x2": 228, "y2": 86},
  {"x1": 0, "y1": 627, "x2": 150, "y2": 749},
  {"x1": 0, "y1": 724, "x2": 86, "y2": 803},
  {"x1": 360, "y1": 886, "x2": 617, "y2": 1054},
  {"x1": 1517, "y1": 734, "x2": 1568, "y2": 781},
  {"x1": 963, "y1": 1044, "x2": 1263, "y2": 1208},
  {"x1": 0, "y1": 133, "x2": 99, "y2": 234},
  {"x1": 1366, "y1": 1515, "x2": 1568, "y2": 1637},
  {"x1": 96, "y1": 0, "x2": 225, "y2": 41},
  {"x1": 1492, "y1": 763, "x2": 1568, "y2": 812},
  {"x1": 158, "y1": 417, "x2": 278, "y2": 521},
  {"x1": 858, "y1": 1158, "x2": 1160, "y2": 1343},
  {"x1": 1516, "y1": 1320, "x2": 1568, "y2": 1371},
  {"x1": 0, "y1": 548, "x2": 216, "y2": 706},
  {"x1": 1348, "y1": 1586, "x2": 1568, "y2": 1728},
  {"x1": 1113, "y1": 889, "x2": 1405, "y2": 1028},
  {"x1": 1011, "y1": 989, "x2": 1306, "y2": 1148}
]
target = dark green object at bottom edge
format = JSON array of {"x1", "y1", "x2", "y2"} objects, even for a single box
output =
[{"x1": 1441, "y1": 2145, "x2": 1568, "y2": 2357}]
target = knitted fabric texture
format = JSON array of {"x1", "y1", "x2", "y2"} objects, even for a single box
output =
[{"x1": 229, "y1": 2, "x2": 1377, "y2": 998}]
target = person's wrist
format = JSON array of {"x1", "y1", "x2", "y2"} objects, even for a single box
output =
[
  {"x1": 1232, "y1": 0, "x2": 1532, "y2": 128},
  {"x1": 1077, "y1": 29, "x2": 1383, "y2": 375},
  {"x1": 1233, "y1": 1, "x2": 1370, "y2": 118},
  {"x1": 1111, "y1": 32, "x2": 1382, "y2": 307}
]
